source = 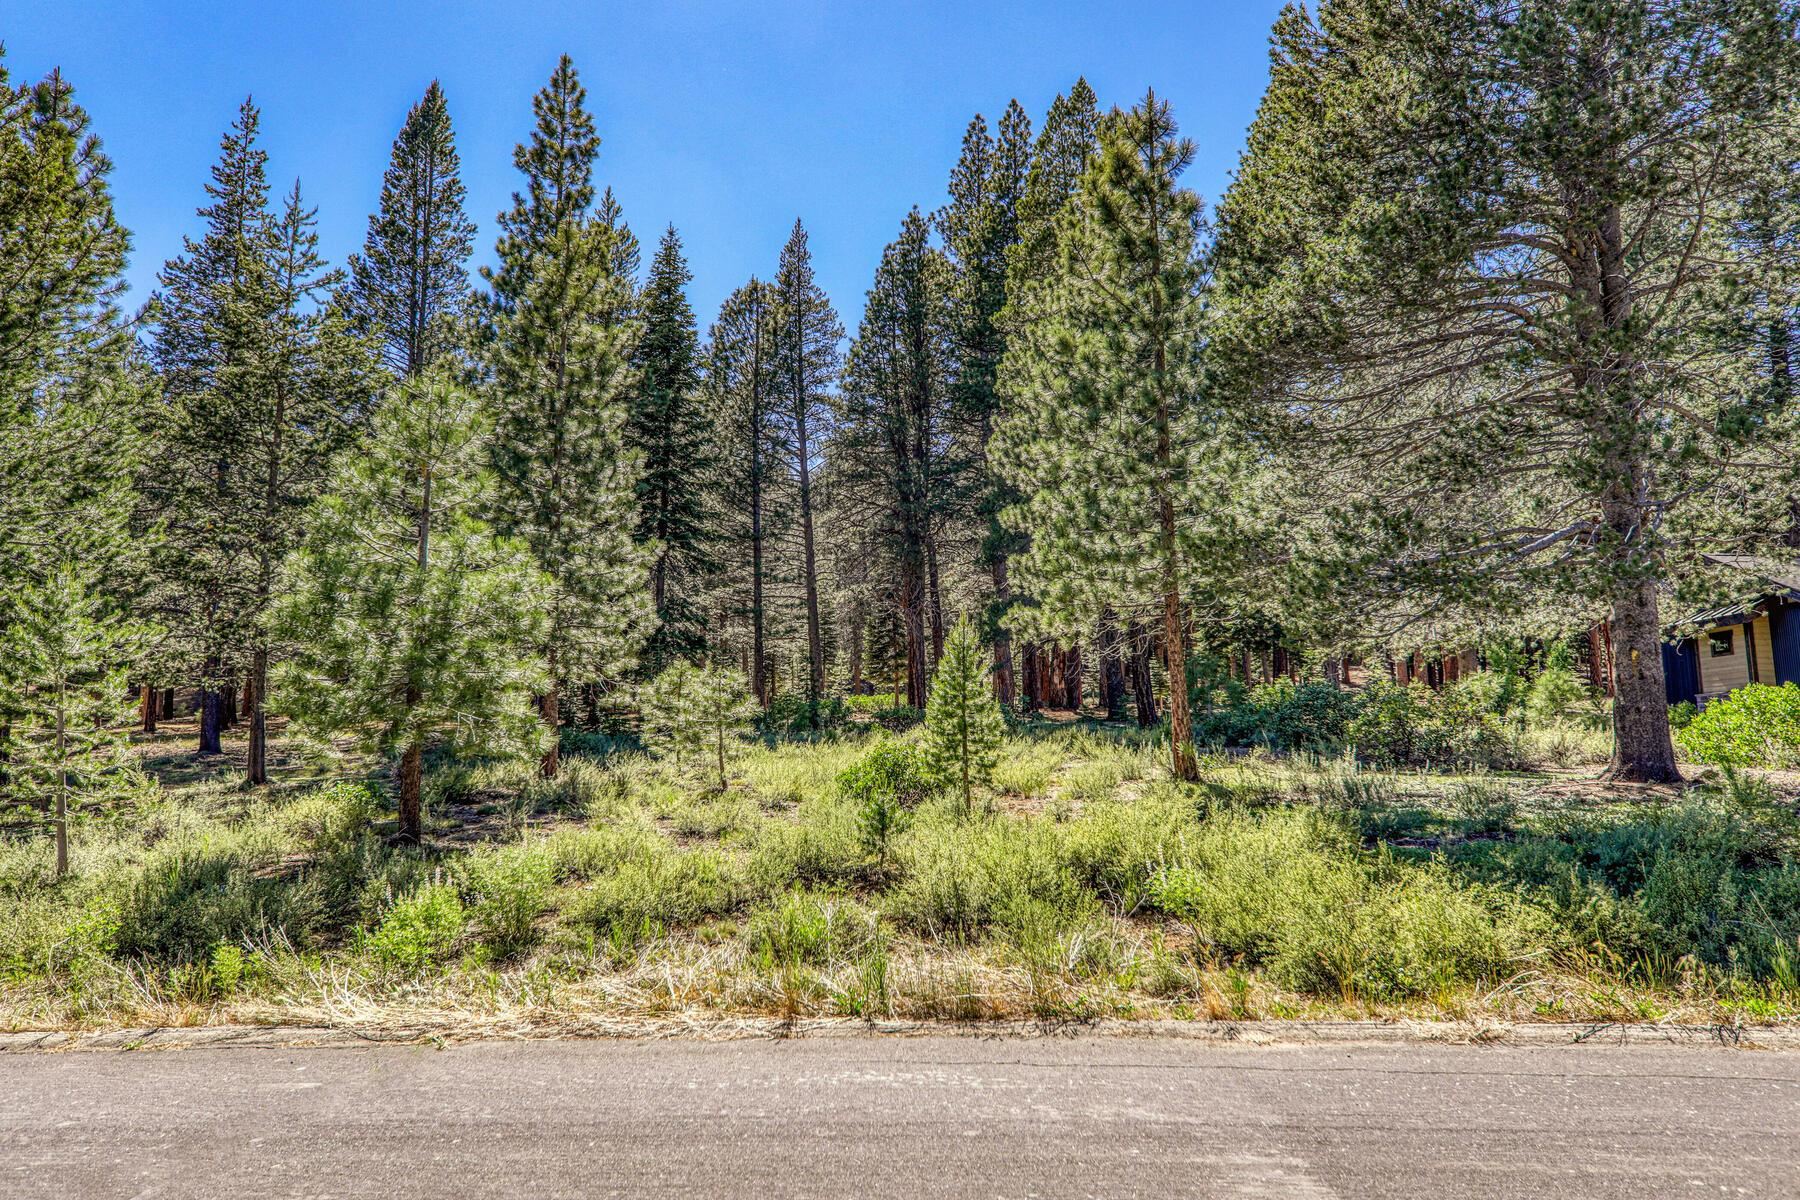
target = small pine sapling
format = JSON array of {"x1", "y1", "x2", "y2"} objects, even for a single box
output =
[
  {"x1": 922, "y1": 616, "x2": 1005, "y2": 814},
  {"x1": 640, "y1": 662, "x2": 758, "y2": 790}
]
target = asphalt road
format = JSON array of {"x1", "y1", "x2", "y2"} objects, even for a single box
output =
[{"x1": 3, "y1": 1036, "x2": 1797, "y2": 1199}]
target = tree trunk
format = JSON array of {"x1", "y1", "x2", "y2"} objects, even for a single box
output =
[
  {"x1": 902, "y1": 561, "x2": 928, "y2": 709},
  {"x1": 540, "y1": 683, "x2": 560, "y2": 779},
  {"x1": 397, "y1": 737, "x2": 423, "y2": 843},
  {"x1": 140, "y1": 684, "x2": 159, "y2": 735},
  {"x1": 925, "y1": 533, "x2": 945, "y2": 670},
  {"x1": 1605, "y1": 579, "x2": 1680, "y2": 782},
  {"x1": 198, "y1": 676, "x2": 223, "y2": 756},
  {"x1": 1061, "y1": 645, "x2": 1083, "y2": 712},
  {"x1": 163, "y1": 688, "x2": 176, "y2": 718},
  {"x1": 1020, "y1": 642, "x2": 1042, "y2": 713},
  {"x1": 246, "y1": 646, "x2": 268, "y2": 786},
  {"x1": 750, "y1": 452, "x2": 769, "y2": 708},
  {"x1": 1098, "y1": 614, "x2": 1128, "y2": 721},
  {"x1": 990, "y1": 555, "x2": 1014, "y2": 707},
  {"x1": 1128, "y1": 622, "x2": 1158, "y2": 728},
  {"x1": 54, "y1": 692, "x2": 67, "y2": 879}
]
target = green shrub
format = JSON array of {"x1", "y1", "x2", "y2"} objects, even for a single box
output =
[
  {"x1": 760, "y1": 694, "x2": 851, "y2": 736},
  {"x1": 1347, "y1": 679, "x2": 1512, "y2": 770},
  {"x1": 885, "y1": 817, "x2": 1090, "y2": 939},
  {"x1": 1198, "y1": 680, "x2": 1361, "y2": 754},
  {"x1": 747, "y1": 800, "x2": 870, "y2": 892},
  {"x1": 746, "y1": 889, "x2": 876, "y2": 966},
  {"x1": 1668, "y1": 701, "x2": 1697, "y2": 731},
  {"x1": 461, "y1": 846, "x2": 554, "y2": 954},
  {"x1": 870, "y1": 704, "x2": 923, "y2": 732},
  {"x1": 1062, "y1": 790, "x2": 1201, "y2": 911},
  {"x1": 367, "y1": 883, "x2": 464, "y2": 972},
  {"x1": 1676, "y1": 683, "x2": 1800, "y2": 768},
  {"x1": 837, "y1": 739, "x2": 933, "y2": 810},
  {"x1": 572, "y1": 846, "x2": 742, "y2": 940}
]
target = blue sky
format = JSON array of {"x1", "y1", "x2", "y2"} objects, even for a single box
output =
[{"x1": 7, "y1": 1, "x2": 1289, "y2": 332}]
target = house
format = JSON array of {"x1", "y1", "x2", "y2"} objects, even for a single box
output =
[{"x1": 1662, "y1": 555, "x2": 1800, "y2": 706}]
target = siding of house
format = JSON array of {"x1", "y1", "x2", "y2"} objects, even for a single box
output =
[
  {"x1": 1700, "y1": 624, "x2": 1751, "y2": 695},
  {"x1": 1753, "y1": 615, "x2": 1777, "y2": 685}
]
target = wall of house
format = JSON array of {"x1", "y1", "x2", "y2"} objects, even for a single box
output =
[
  {"x1": 1700, "y1": 623, "x2": 1751, "y2": 695},
  {"x1": 1753, "y1": 615, "x2": 1776, "y2": 685}
]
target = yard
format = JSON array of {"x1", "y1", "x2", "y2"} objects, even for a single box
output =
[{"x1": 5, "y1": 710, "x2": 1798, "y2": 1036}]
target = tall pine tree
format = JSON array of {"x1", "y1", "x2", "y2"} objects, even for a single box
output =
[
  {"x1": 342, "y1": 80, "x2": 476, "y2": 377},
  {"x1": 706, "y1": 278, "x2": 788, "y2": 707},
  {"x1": 997, "y1": 93, "x2": 1236, "y2": 782},
  {"x1": 770, "y1": 220, "x2": 842, "y2": 723},
  {"x1": 629, "y1": 226, "x2": 716, "y2": 673},
  {"x1": 836, "y1": 209, "x2": 957, "y2": 707},
  {"x1": 478, "y1": 56, "x2": 651, "y2": 778},
  {"x1": 938, "y1": 100, "x2": 1032, "y2": 704}
]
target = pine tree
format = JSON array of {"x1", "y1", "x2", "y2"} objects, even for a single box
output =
[
  {"x1": 1209, "y1": 0, "x2": 1800, "y2": 782},
  {"x1": 996, "y1": 92, "x2": 1232, "y2": 782},
  {"x1": 1, "y1": 564, "x2": 146, "y2": 878},
  {"x1": 478, "y1": 57, "x2": 652, "y2": 779},
  {"x1": 149, "y1": 101, "x2": 376, "y2": 773},
  {"x1": 706, "y1": 278, "x2": 788, "y2": 707},
  {"x1": 836, "y1": 209, "x2": 957, "y2": 708},
  {"x1": 0, "y1": 59, "x2": 140, "y2": 618},
  {"x1": 342, "y1": 80, "x2": 476, "y2": 376},
  {"x1": 639, "y1": 661, "x2": 758, "y2": 790},
  {"x1": 271, "y1": 374, "x2": 549, "y2": 842},
  {"x1": 770, "y1": 220, "x2": 843, "y2": 723},
  {"x1": 939, "y1": 100, "x2": 1033, "y2": 705},
  {"x1": 922, "y1": 615, "x2": 1004, "y2": 814},
  {"x1": 630, "y1": 226, "x2": 716, "y2": 673}
]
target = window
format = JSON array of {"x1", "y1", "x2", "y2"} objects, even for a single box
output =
[{"x1": 1709, "y1": 629, "x2": 1735, "y2": 658}]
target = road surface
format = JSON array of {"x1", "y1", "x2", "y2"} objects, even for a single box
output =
[{"x1": 3, "y1": 1035, "x2": 1797, "y2": 1198}]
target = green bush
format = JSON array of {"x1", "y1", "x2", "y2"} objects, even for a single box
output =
[
  {"x1": 747, "y1": 799, "x2": 870, "y2": 892},
  {"x1": 746, "y1": 889, "x2": 875, "y2": 966},
  {"x1": 760, "y1": 694, "x2": 851, "y2": 736},
  {"x1": 367, "y1": 883, "x2": 464, "y2": 972},
  {"x1": 1198, "y1": 680, "x2": 1360, "y2": 754},
  {"x1": 885, "y1": 817, "x2": 1090, "y2": 939},
  {"x1": 1148, "y1": 808, "x2": 1530, "y2": 999},
  {"x1": 1347, "y1": 679, "x2": 1512, "y2": 770},
  {"x1": 460, "y1": 846, "x2": 554, "y2": 954},
  {"x1": 1676, "y1": 683, "x2": 1800, "y2": 768},
  {"x1": 571, "y1": 846, "x2": 742, "y2": 940}
]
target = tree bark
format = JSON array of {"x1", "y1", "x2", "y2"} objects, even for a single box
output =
[
  {"x1": 140, "y1": 684, "x2": 159, "y2": 735},
  {"x1": 1020, "y1": 642, "x2": 1042, "y2": 713},
  {"x1": 1605, "y1": 579, "x2": 1681, "y2": 782},
  {"x1": 540, "y1": 683, "x2": 560, "y2": 779},
  {"x1": 901, "y1": 560, "x2": 928, "y2": 709},
  {"x1": 990, "y1": 555, "x2": 1015, "y2": 707},
  {"x1": 1128, "y1": 623, "x2": 1158, "y2": 728},
  {"x1": 198, "y1": 672, "x2": 223, "y2": 756},
  {"x1": 246, "y1": 646, "x2": 268, "y2": 786},
  {"x1": 1098, "y1": 614, "x2": 1128, "y2": 721},
  {"x1": 397, "y1": 736, "x2": 423, "y2": 843}
]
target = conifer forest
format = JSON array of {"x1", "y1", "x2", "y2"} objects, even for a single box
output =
[{"x1": 11, "y1": 4, "x2": 1800, "y2": 1035}]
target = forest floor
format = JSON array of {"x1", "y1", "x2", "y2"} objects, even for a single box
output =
[{"x1": 3, "y1": 712, "x2": 1798, "y2": 1038}]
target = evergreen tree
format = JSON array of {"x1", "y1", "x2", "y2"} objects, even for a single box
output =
[
  {"x1": 271, "y1": 374, "x2": 549, "y2": 842},
  {"x1": 836, "y1": 209, "x2": 957, "y2": 707},
  {"x1": 478, "y1": 57, "x2": 652, "y2": 778},
  {"x1": 939, "y1": 100, "x2": 1033, "y2": 705},
  {"x1": 0, "y1": 59, "x2": 140, "y2": 614},
  {"x1": 342, "y1": 80, "x2": 476, "y2": 377},
  {"x1": 630, "y1": 226, "x2": 716, "y2": 672},
  {"x1": 996, "y1": 93, "x2": 1233, "y2": 782},
  {"x1": 1, "y1": 564, "x2": 146, "y2": 878},
  {"x1": 922, "y1": 615, "x2": 1004, "y2": 813},
  {"x1": 1210, "y1": 0, "x2": 1800, "y2": 782},
  {"x1": 638, "y1": 661, "x2": 758, "y2": 790},
  {"x1": 770, "y1": 220, "x2": 843, "y2": 722},
  {"x1": 149, "y1": 101, "x2": 376, "y2": 773},
  {"x1": 706, "y1": 278, "x2": 788, "y2": 707}
]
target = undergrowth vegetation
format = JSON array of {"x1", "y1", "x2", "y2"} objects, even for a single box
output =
[{"x1": 4, "y1": 716, "x2": 1798, "y2": 1032}]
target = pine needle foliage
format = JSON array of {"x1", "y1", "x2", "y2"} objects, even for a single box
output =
[
  {"x1": 639, "y1": 662, "x2": 759, "y2": 790},
  {"x1": 271, "y1": 374, "x2": 549, "y2": 841},
  {"x1": 923, "y1": 616, "x2": 1005, "y2": 813},
  {"x1": 1, "y1": 563, "x2": 147, "y2": 877}
]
